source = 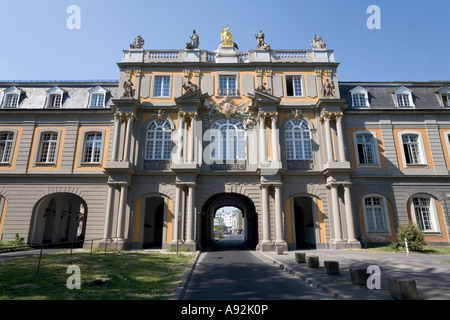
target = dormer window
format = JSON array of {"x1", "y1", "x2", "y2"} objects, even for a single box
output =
[
  {"x1": 88, "y1": 86, "x2": 107, "y2": 108},
  {"x1": 349, "y1": 86, "x2": 370, "y2": 108},
  {"x1": 1, "y1": 87, "x2": 22, "y2": 108},
  {"x1": 45, "y1": 87, "x2": 65, "y2": 108},
  {"x1": 436, "y1": 87, "x2": 450, "y2": 108},
  {"x1": 393, "y1": 86, "x2": 414, "y2": 108}
]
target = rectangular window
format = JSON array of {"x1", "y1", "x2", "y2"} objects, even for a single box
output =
[
  {"x1": 413, "y1": 197, "x2": 433, "y2": 231},
  {"x1": 153, "y1": 76, "x2": 171, "y2": 97},
  {"x1": 218, "y1": 76, "x2": 237, "y2": 96},
  {"x1": 90, "y1": 93, "x2": 105, "y2": 107},
  {"x1": 49, "y1": 94, "x2": 62, "y2": 108},
  {"x1": 443, "y1": 94, "x2": 450, "y2": 107},
  {"x1": 286, "y1": 76, "x2": 303, "y2": 97},
  {"x1": 356, "y1": 134, "x2": 376, "y2": 165},
  {"x1": 38, "y1": 132, "x2": 58, "y2": 163},
  {"x1": 352, "y1": 93, "x2": 368, "y2": 107},
  {"x1": 0, "y1": 132, "x2": 14, "y2": 163},
  {"x1": 4, "y1": 94, "x2": 19, "y2": 108},
  {"x1": 402, "y1": 134, "x2": 422, "y2": 164},
  {"x1": 83, "y1": 133, "x2": 103, "y2": 163},
  {"x1": 396, "y1": 93, "x2": 411, "y2": 107},
  {"x1": 364, "y1": 197, "x2": 387, "y2": 232}
]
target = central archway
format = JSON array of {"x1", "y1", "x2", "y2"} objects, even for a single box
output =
[{"x1": 200, "y1": 193, "x2": 258, "y2": 250}]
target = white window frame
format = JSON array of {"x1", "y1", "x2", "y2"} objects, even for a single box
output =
[
  {"x1": 398, "y1": 131, "x2": 428, "y2": 167},
  {"x1": 209, "y1": 119, "x2": 246, "y2": 162},
  {"x1": 88, "y1": 86, "x2": 107, "y2": 108},
  {"x1": 349, "y1": 86, "x2": 370, "y2": 108},
  {"x1": 353, "y1": 130, "x2": 380, "y2": 167},
  {"x1": 284, "y1": 75, "x2": 304, "y2": 97},
  {"x1": 217, "y1": 74, "x2": 238, "y2": 97},
  {"x1": 45, "y1": 87, "x2": 64, "y2": 108},
  {"x1": 145, "y1": 119, "x2": 172, "y2": 160},
  {"x1": 1, "y1": 87, "x2": 22, "y2": 108},
  {"x1": 152, "y1": 75, "x2": 172, "y2": 98},
  {"x1": 36, "y1": 131, "x2": 60, "y2": 164},
  {"x1": 0, "y1": 131, "x2": 16, "y2": 164},
  {"x1": 393, "y1": 86, "x2": 415, "y2": 108},
  {"x1": 362, "y1": 194, "x2": 391, "y2": 235},
  {"x1": 444, "y1": 131, "x2": 450, "y2": 161},
  {"x1": 81, "y1": 131, "x2": 104, "y2": 164},
  {"x1": 435, "y1": 87, "x2": 450, "y2": 108},
  {"x1": 410, "y1": 195, "x2": 441, "y2": 234},
  {"x1": 285, "y1": 118, "x2": 313, "y2": 160}
]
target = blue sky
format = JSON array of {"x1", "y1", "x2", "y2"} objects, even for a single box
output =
[{"x1": 0, "y1": 0, "x2": 449, "y2": 82}]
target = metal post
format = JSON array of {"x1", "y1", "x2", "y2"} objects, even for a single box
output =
[{"x1": 36, "y1": 245, "x2": 43, "y2": 274}]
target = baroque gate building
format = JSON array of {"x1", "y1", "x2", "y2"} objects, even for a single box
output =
[{"x1": 0, "y1": 30, "x2": 449, "y2": 251}]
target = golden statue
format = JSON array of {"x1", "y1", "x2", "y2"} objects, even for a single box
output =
[{"x1": 221, "y1": 26, "x2": 233, "y2": 47}]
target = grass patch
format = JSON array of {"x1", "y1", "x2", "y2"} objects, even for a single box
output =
[
  {"x1": 367, "y1": 245, "x2": 450, "y2": 254},
  {"x1": 0, "y1": 250, "x2": 196, "y2": 300}
]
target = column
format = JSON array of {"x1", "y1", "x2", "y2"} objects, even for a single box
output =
[
  {"x1": 344, "y1": 184, "x2": 358, "y2": 242},
  {"x1": 186, "y1": 185, "x2": 196, "y2": 244},
  {"x1": 330, "y1": 184, "x2": 343, "y2": 242},
  {"x1": 103, "y1": 184, "x2": 115, "y2": 239},
  {"x1": 323, "y1": 113, "x2": 334, "y2": 163},
  {"x1": 261, "y1": 185, "x2": 270, "y2": 243},
  {"x1": 270, "y1": 113, "x2": 280, "y2": 163},
  {"x1": 335, "y1": 113, "x2": 346, "y2": 162},
  {"x1": 111, "y1": 113, "x2": 121, "y2": 161},
  {"x1": 178, "y1": 112, "x2": 185, "y2": 163},
  {"x1": 116, "y1": 184, "x2": 128, "y2": 240},
  {"x1": 123, "y1": 113, "x2": 134, "y2": 162},
  {"x1": 274, "y1": 185, "x2": 283, "y2": 243},
  {"x1": 259, "y1": 114, "x2": 268, "y2": 164},
  {"x1": 172, "y1": 184, "x2": 182, "y2": 243},
  {"x1": 189, "y1": 113, "x2": 196, "y2": 163}
]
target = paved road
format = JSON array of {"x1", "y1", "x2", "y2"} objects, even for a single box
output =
[{"x1": 181, "y1": 234, "x2": 334, "y2": 300}]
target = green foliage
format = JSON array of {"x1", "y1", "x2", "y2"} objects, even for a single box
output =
[
  {"x1": 390, "y1": 222, "x2": 426, "y2": 252},
  {"x1": 0, "y1": 233, "x2": 29, "y2": 253}
]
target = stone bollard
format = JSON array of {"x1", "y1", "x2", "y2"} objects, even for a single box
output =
[
  {"x1": 350, "y1": 267, "x2": 370, "y2": 285},
  {"x1": 324, "y1": 261, "x2": 340, "y2": 275},
  {"x1": 307, "y1": 256, "x2": 319, "y2": 268},
  {"x1": 295, "y1": 252, "x2": 306, "y2": 263},
  {"x1": 388, "y1": 278, "x2": 419, "y2": 300},
  {"x1": 276, "y1": 246, "x2": 284, "y2": 255}
]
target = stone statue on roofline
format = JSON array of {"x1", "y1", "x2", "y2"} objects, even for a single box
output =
[
  {"x1": 310, "y1": 35, "x2": 326, "y2": 50},
  {"x1": 185, "y1": 30, "x2": 199, "y2": 49},
  {"x1": 130, "y1": 35, "x2": 145, "y2": 49},
  {"x1": 255, "y1": 30, "x2": 271, "y2": 51}
]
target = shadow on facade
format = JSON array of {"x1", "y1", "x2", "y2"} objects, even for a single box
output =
[
  {"x1": 28, "y1": 193, "x2": 87, "y2": 248},
  {"x1": 200, "y1": 193, "x2": 258, "y2": 251}
]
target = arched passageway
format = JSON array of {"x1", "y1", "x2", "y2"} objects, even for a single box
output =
[
  {"x1": 200, "y1": 193, "x2": 258, "y2": 250},
  {"x1": 29, "y1": 193, "x2": 87, "y2": 247}
]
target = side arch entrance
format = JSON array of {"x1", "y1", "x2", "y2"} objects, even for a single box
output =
[
  {"x1": 29, "y1": 193, "x2": 87, "y2": 247},
  {"x1": 200, "y1": 193, "x2": 258, "y2": 250}
]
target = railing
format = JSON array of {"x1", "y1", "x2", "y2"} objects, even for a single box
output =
[
  {"x1": 146, "y1": 50, "x2": 182, "y2": 62},
  {"x1": 122, "y1": 49, "x2": 321, "y2": 64},
  {"x1": 273, "y1": 50, "x2": 310, "y2": 61},
  {"x1": 0, "y1": 238, "x2": 127, "y2": 274}
]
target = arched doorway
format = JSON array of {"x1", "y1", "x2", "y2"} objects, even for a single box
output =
[
  {"x1": 29, "y1": 193, "x2": 87, "y2": 247},
  {"x1": 200, "y1": 193, "x2": 258, "y2": 250}
]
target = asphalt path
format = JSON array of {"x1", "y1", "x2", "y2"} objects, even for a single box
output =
[{"x1": 181, "y1": 234, "x2": 334, "y2": 300}]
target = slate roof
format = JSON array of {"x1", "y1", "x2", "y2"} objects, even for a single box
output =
[
  {"x1": 339, "y1": 82, "x2": 450, "y2": 110},
  {"x1": 0, "y1": 81, "x2": 118, "y2": 109}
]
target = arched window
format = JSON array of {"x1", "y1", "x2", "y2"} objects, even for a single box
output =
[
  {"x1": 145, "y1": 119, "x2": 172, "y2": 160},
  {"x1": 285, "y1": 119, "x2": 312, "y2": 160},
  {"x1": 210, "y1": 119, "x2": 246, "y2": 161}
]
